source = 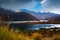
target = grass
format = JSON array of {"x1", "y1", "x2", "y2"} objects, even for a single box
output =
[
  {"x1": 54, "y1": 38, "x2": 60, "y2": 40},
  {"x1": 0, "y1": 26, "x2": 42, "y2": 40},
  {"x1": 0, "y1": 26, "x2": 60, "y2": 40},
  {"x1": 0, "y1": 26, "x2": 29, "y2": 40}
]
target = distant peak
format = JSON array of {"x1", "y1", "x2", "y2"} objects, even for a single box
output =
[{"x1": 0, "y1": 7, "x2": 5, "y2": 11}]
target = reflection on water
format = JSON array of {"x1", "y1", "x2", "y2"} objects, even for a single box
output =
[
  {"x1": 28, "y1": 24, "x2": 60, "y2": 30},
  {"x1": 9, "y1": 24, "x2": 60, "y2": 30},
  {"x1": 9, "y1": 23, "x2": 32, "y2": 30}
]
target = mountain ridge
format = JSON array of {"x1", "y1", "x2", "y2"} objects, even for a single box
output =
[
  {"x1": 0, "y1": 7, "x2": 60, "y2": 21},
  {"x1": 0, "y1": 7, "x2": 38, "y2": 21},
  {"x1": 20, "y1": 9, "x2": 60, "y2": 20}
]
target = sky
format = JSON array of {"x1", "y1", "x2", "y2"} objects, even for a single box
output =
[{"x1": 0, "y1": 0, "x2": 60, "y2": 14}]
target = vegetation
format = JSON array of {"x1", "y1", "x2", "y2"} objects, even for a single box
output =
[
  {"x1": 54, "y1": 38, "x2": 60, "y2": 40},
  {"x1": 0, "y1": 26, "x2": 30, "y2": 40},
  {"x1": 0, "y1": 26, "x2": 60, "y2": 40}
]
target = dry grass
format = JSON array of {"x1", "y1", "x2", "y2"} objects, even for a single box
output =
[
  {"x1": 0, "y1": 26, "x2": 60, "y2": 40},
  {"x1": 0, "y1": 26, "x2": 42, "y2": 40},
  {"x1": 0, "y1": 26, "x2": 30, "y2": 40}
]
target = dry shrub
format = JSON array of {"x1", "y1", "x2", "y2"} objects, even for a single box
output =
[
  {"x1": 0, "y1": 26, "x2": 28, "y2": 40},
  {"x1": 54, "y1": 38, "x2": 60, "y2": 40}
]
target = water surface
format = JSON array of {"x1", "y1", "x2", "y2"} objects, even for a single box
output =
[{"x1": 9, "y1": 24, "x2": 60, "y2": 30}]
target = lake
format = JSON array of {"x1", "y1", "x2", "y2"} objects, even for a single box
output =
[{"x1": 9, "y1": 23, "x2": 60, "y2": 30}]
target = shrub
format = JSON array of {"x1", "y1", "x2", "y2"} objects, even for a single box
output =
[
  {"x1": 33, "y1": 34, "x2": 42, "y2": 40},
  {"x1": 0, "y1": 26, "x2": 27, "y2": 40},
  {"x1": 54, "y1": 38, "x2": 60, "y2": 40}
]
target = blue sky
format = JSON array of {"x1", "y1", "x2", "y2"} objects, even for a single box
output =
[{"x1": 0, "y1": 0, "x2": 60, "y2": 14}]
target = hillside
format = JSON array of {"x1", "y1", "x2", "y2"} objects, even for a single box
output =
[
  {"x1": 49, "y1": 15, "x2": 60, "y2": 20},
  {"x1": 0, "y1": 7, "x2": 38, "y2": 21},
  {"x1": 21, "y1": 9, "x2": 60, "y2": 20}
]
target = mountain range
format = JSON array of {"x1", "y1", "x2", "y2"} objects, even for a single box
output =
[
  {"x1": 0, "y1": 7, "x2": 38, "y2": 21},
  {"x1": 21, "y1": 9, "x2": 60, "y2": 20},
  {"x1": 0, "y1": 7, "x2": 60, "y2": 30},
  {"x1": 0, "y1": 7, "x2": 60, "y2": 21}
]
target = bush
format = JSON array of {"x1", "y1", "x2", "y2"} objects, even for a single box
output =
[
  {"x1": 33, "y1": 34, "x2": 42, "y2": 40},
  {"x1": 0, "y1": 26, "x2": 27, "y2": 40},
  {"x1": 54, "y1": 38, "x2": 60, "y2": 40}
]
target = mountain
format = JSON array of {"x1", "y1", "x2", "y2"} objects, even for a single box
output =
[
  {"x1": 10, "y1": 12, "x2": 39, "y2": 21},
  {"x1": 0, "y1": 7, "x2": 5, "y2": 11},
  {"x1": 0, "y1": 7, "x2": 38, "y2": 21},
  {"x1": 0, "y1": 7, "x2": 60, "y2": 30},
  {"x1": 0, "y1": 7, "x2": 60, "y2": 21},
  {"x1": 54, "y1": 15, "x2": 60, "y2": 20},
  {"x1": 49, "y1": 15, "x2": 60, "y2": 20},
  {"x1": 21, "y1": 9, "x2": 60, "y2": 20}
]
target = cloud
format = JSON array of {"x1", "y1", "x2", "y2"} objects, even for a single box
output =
[
  {"x1": 40, "y1": 0, "x2": 60, "y2": 14},
  {"x1": 0, "y1": 0, "x2": 43, "y2": 5},
  {"x1": 0, "y1": 0, "x2": 32, "y2": 6},
  {"x1": 42, "y1": 0, "x2": 60, "y2": 9},
  {"x1": 0, "y1": 0, "x2": 43, "y2": 10},
  {"x1": 35, "y1": 0, "x2": 43, "y2": 2}
]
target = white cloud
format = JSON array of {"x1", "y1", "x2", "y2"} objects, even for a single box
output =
[
  {"x1": 41, "y1": 0, "x2": 46, "y2": 4},
  {"x1": 40, "y1": 0, "x2": 60, "y2": 14}
]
